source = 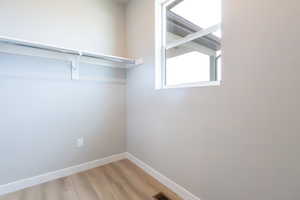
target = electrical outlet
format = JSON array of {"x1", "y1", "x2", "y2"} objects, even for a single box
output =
[{"x1": 77, "y1": 137, "x2": 84, "y2": 148}]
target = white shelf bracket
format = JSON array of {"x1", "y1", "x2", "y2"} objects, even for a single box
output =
[
  {"x1": 71, "y1": 52, "x2": 82, "y2": 80},
  {"x1": 135, "y1": 58, "x2": 144, "y2": 65}
]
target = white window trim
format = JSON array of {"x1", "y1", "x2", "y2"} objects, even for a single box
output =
[
  {"x1": 163, "y1": 81, "x2": 221, "y2": 89},
  {"x1": 166, "y1": 23, "x2": 221, "y2": 50},
  {"x1": 155, "y1": 0, "x2": 222, "y2": 90}
]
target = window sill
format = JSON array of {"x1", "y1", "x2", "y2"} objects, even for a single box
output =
[{"x1": 157, "y1": 81, "x2": 221, "y2": 90}]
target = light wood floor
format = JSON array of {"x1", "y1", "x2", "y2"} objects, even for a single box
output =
[{"x1": 0, "y1": 159, "x2": 182, "y2": 200}]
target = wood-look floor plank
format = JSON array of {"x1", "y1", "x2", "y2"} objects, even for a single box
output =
[
  {"x1": 85, "y1": 167, "x2": 116, "y2": 200},
  {"x1": 0, "y1": 159, "x2": 182, "y2": 200},
  {"x1": 115, "y1": 160, "x2": 159, "y2": 195},
  {"x1": 102, "y1": 164, "x2": 141, "y2": 200},
  {"x1": 71, "y1": 172, "x2": 100, "y2": 200},
  {"x1": 0, "y1": 191, "x2": 23, "y2": 200},
  {"x1": 112, "y1": 161, "x2": 156, "y2": 200},
  {"x1": 22, "y1": 185, "x2": 43, "y2": 200},
  {"x1": 121, "y1": 159, "x2": 182, "y2": 200},
  {"x1": 42, "y1": 177, "x2": 79, "y2": 200},
  {"x1": 93, "y1": 166, "x2": 129, "y2": 200}
]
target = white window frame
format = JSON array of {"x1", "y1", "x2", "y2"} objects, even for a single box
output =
[{"x1": 155, "y1": 0, "x2": 222, "y2": 89}]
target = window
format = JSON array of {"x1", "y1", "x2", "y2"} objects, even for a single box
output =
[{"x1": 155, "y1": 0, "x2": 222, "y2": 89}]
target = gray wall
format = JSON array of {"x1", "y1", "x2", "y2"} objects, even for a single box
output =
[
  {"x1": 0, "y1": 0, "x2": 127, "y2": 57},
  {"x1": 126, "y1": 0, "x2": 300, "y2": 200},
  {"x1": 0, "y1": 0, "x2": 127, "y2": 185}
]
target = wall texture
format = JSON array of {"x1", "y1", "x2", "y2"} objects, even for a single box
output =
[
  {"x1": 1, "y1": 0, "x2": 300, "y2": 199},
  {"x1": 126, "y1": 0, "x2": 300, "y2": 200},
  {"x1": 0, "y1": 0, "x2": 127, "y2": 56},
  {"x1": 0, "y1": 0, "x2": 127, "y2": 185}
]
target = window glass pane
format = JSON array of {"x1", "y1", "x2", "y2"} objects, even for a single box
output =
[
  {"x1": 166, "y1": 51, "x2": 211, "y2": 86},
  {"x1": 165, "y1": 32, "x2": 219, "y2": 86},
  {"x1": 171, "y1": 0, "x2": 221, "y2": 29},
  {"x1": 161, "y1": 0, "x2": 222, "y2": 88}
]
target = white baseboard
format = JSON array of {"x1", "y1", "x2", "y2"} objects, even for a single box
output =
[
  {"x1": 0, "y1": 152, "x2": 200, "y2": 200},
  {"x1": 0, "y1": 153, "x2": 126, "y2": 196},
  {"x1": 126, "y1": 152, "x2": 201, "y2": 200}
]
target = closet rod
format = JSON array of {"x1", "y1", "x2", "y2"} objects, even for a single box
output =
[{"x1": 0, "y1": 36, "x2": 141, "y2": 66}]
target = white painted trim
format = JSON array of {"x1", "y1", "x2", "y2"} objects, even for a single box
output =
[
  {"x1": 166, "y1": 24, "x2": 221, "y2": 50},
  {"x1": 167, "y1": 32, "x2": 217, "y2": 57},
  {"x1": 163, "y1": 81, "x2": 221, "y2": 89},
  {"x1": 0, "y1": 153, "x2": 126, "y2": 196},
  {"x1": 126, "y1": 153, "x2": 201, "y2": 200},
  {"x1": 1, "y1": 152, "x2": 201, "y2": 200},
  {"x1": 155, "y1": 0, "x2": 165, "y2": 89},
  {"x1": 158, "y1": 0, "x2": 174, "y2": 4}
]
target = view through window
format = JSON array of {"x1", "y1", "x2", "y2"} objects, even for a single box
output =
[{"x1": 160, "y1": 0, "x2": 222, "y2": 88}]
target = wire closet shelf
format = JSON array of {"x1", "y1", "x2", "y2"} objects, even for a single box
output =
[{"x1": 0, "y1": 36, "x2": 143, "y2": 67}]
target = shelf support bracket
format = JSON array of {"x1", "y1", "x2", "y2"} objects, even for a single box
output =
[{"x1": 71, "y1": 52, "x2": 82, "y2": 80}]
